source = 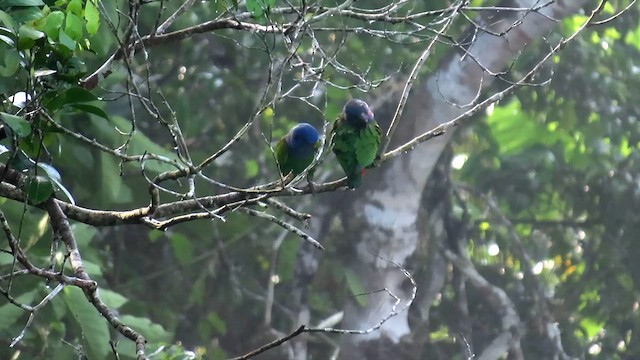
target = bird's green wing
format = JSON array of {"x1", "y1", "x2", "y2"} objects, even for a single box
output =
[
  {"x1": 354, "y1": 121, "x2": 381, "y2": 168},
  {"x1": 332, "y1": 116, "x2": 359, "y2": 175},
  {"x1": 275, "y1": 138, "x2": 290, "y2": 174}
]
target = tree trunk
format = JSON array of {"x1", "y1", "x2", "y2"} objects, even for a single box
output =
[{"x1": 292, "y1": 1, "x2": 590, "y2": 359}]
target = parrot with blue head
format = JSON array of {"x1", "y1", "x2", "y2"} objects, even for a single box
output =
[
  {"x1": 331, "y1": 99, "x2": 381, "y2": 188},
  {"x1": 275, "y1": 122, "x2": 320, "y2": 177}
]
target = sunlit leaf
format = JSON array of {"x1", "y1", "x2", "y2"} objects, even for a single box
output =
[
  {"x1": 67, "y1": 0, "x2": 82, "y2": 16},
  {"x1": 40, "y1": 11, "x2": 64, "y2": 39},
  {"x1": 64, "y1": 12, "x2": 83, "y2": 41},
  {"x1": 84, "y1": 0, "x2": 99, "y2": 35}
]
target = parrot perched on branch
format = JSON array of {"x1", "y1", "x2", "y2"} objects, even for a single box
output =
[
  {"x1": 275, "y1": 122, "x2": 320, "y2": 177},
  {"x1": 331, "y1": 99, "x2": 381, "y2": 188}
]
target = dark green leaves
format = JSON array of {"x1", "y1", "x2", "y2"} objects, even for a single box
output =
[
  {"x1": 0, "y1": 112, "x2": 31, "y2": 137},
  {"x1": 246, "y1": 0, "x2": 276, "y2": 21},
  {"x1": 45, "y1": 86, "x2": 109, "y2": 120},
  {"x1": 0, "y1": 0, "x2": 45, "y2": 7},
  {"x1": 25, "y1": 175, "x2": 53, "y2": 204}
]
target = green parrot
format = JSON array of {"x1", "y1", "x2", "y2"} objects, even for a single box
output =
[
  {"x1": 331, "y1": 99, "x2": 381, "y2": 188},
  {"x1": 275, "y1": 122, "x2": 320, "y2": 177}
]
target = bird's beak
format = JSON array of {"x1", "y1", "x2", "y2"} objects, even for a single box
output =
[{"x1": 364, "y1": 110, "x2": 374, "y2": 122}]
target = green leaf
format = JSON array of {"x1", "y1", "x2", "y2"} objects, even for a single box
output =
[
  {"x1": 36, "y1": 162, "x2": 61, "y2": 182},
  {"x1": 18, "y1": 24, "x2": 43, "y2": 39},
  {"x1": 40, "y1": 10, "x2": 64, "y2": 39},
  {"x1": 64, "y1": 12, "x2": 82, "y2": 41},
  {"x1": 64, "y1": 286, "x2": 111, "y2": 360},
  {"x1": 98, "y1": 151, "x2": 133, "y2": 204},
  {"x1": 70, "y1": 103, "x2": 109, "y2": 120},
  {"x1": 344, "y1": 269, "x2": 368, "y2": 307},
  {"x1": 6, "y1": 6, "x2": 43, "y2": 23},
  {"x1": 58, "y1": 28, "x2": 75, "y2": 50},
  {"x1": 0, "y1": 289, "x2": 38, "y2": 331},
  {"x1": 207, "y1": 313, "x2": 227, "y2": 336},
  {"x1": 99, "y1": 289, "x2": 128, "y2": 310},
  {"x1": 17, "y1": 24, "x2": 43, "y2": 49},
  {"x1": 0, "y1": 112, "x2": 31, "y2": 137},
  {"x1": 170, "y1": 232, "x2": 194, "y2": 265},
  {"x1": 25, "y1": 175, "x2": 54, "y2": 204},
  {"x1": 67, "y1": 0, "x2": 82, "y2": 15},
  {"x1": 36, "y1": 162, "x2": 75, "y2": 205},
  {"x1": 46, "y1": 86, "x2": 99, "y2": 111},
  {"x1": 0, "y1": 0, "x2": 45, "y2": 6},
  {"x1": 0, "y1": 10, "x2": 17, "y2": 30},
  {"x1": 0, "y1": 47, "x2": 20, "y2": 76},
  {"x1": 119, "y1": 315, "x2": 171, "y2": 342},
  {"x1": 84, "y1": 0, "x2": 99, "y2": 35}
]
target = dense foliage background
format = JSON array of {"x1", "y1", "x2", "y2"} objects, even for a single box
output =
[{"x1": 1, "y1": 0, "x2": 639, "y2": 359}]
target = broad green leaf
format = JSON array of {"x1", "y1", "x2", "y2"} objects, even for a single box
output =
[
  {"x1": 64, "y1": 86, "x2": 98, "y2": 102},
  {"x1": 99, "y1": 289, "x2": 128, "y2": 310},
  {"x1": 6, "y1": 6, "x2": 43, "y2": 23},
  {"x1": 58, "y1": 28, "x2": 75, "y2": 50},
  {"x1": 17, "y1": 24, "x2": 44, "y2": 49},
  {"x1": 46, "y1": 86, "x2": 99, "y2": 111},
  {"x1": 67, "y1": 0, "x2": 82, "y2": 15},
  {"x1": 64, "y1": 286, "x2": 111, "y2": 360},
  {"x1": 0, "y1": 289, "x2": 39, "y2": 331},
  {"x1": 0, "y1": 10, "x2": 17, "y2": 30},
  {"x1": 40, "y1": 11, "x2": 64, "y2": 40},
  {"x1": 84, "y1": 0, "x2": 99, "y2": 35},
  {"x1": 99, "y1": 151, "x2": 133, "y2": 204},
  {"x1": 18, "y1": 24, "x2": 43, "y2": 40},
  {"x1": 0, "y1": 47, "x2": 20, "y2": 76},
  {"x1": 119, "y1": 315, "x2": 171, "y2": 342},
  {"x1": 344, "y1": 269, "x2": 368, "y2": 307},
  {"x1": 64, "y1": 12, "x2": 83, "y2": 41},
  {"x1": 170, "y1": 232, "x2": 194, "y2": 265},
  {"x1": 25, "y1": 175, "x2": 54, "y2": 204},
  {"x1": 70, "y1": 103, "x2": 109, "y2": 120},
  {"x1": 0, "y1": 112, "x2": 31, "y2": 137},
  {"x1": 0, "y1": 0, "x2": 45, "y2": 6},
  {"x1": 72, "y1": 222, "x2": 97, "y2": 246}
]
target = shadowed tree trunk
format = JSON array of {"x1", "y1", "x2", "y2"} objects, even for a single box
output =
[{"x1": 292, "y1": 1, "x2": 591, "y2": 359}]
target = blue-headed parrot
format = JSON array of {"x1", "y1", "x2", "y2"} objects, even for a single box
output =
[
  {"x1": 331, "y1": 99, "x2": 381, "y2": 188},
  {"x1": 275, "y1": 122, "x2": 320, "y2": 177}
]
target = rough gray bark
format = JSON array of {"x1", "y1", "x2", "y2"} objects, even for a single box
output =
[{"x1": 292, "y1": 1, "x2": 591, "y2": 359}]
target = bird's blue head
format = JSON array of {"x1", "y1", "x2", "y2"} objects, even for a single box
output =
[
  {"x1": 343, "y1": 99, "x2": 374, "y2": 128},
  {"x1": 286, "y1": 123, "x2": 320, "y2": 151}
]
